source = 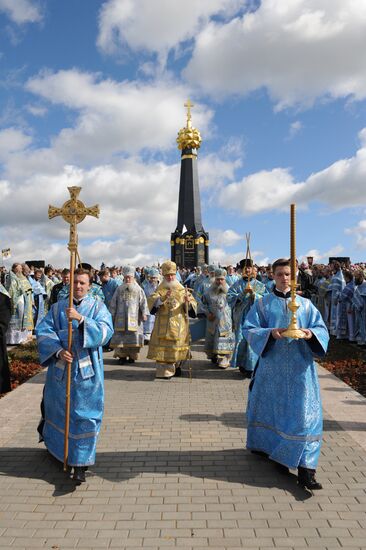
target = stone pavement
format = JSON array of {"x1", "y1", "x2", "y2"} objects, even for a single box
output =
[{"x1": 0, "y1": 341, "x2": 365, "y2": 550}]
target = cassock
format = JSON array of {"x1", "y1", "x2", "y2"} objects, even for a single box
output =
[
  {"x1": 36, "y1": 296, "x2": 113, "y2": 466},
  {"x1": 329, "y1": 270, "x2": 345, "y2": 336},
  {"x1": 142, "y1": 279, "x2": 159, "y2": 342},
  {"x1": 225, "y1": 273, "x2": 239, "y2": 287},
  {"x1": 228, "y1": 278, "x2": 267, "y2": 371},
  {"x1": 337, "y1": 281, "x2": 355, "y2": 341},
  {"x1": 193, "y1": 275, "x2": 212, "y2": 315},
  {"x1": 0, "y1": 284, "x2": 11, "y2": 394},
  {"x1": 352, "y1": 281, "x2": 366, "y2": 345},
  {"x1": 101, "y1": 278, "x2": 120, "y2": 308},
  {"x1": 29, "y1": 278, "x2": 47, "y2": 327},
  {"x1": 243, "y1": 290, "x2": 329, "y2": 470}
]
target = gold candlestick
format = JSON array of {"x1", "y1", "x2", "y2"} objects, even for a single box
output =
[{"x1": 282, "y1": 204, "x2": 305, "y2": 340}]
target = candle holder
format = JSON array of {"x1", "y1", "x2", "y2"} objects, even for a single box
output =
[{"x1": 282, "y1": 204, "x2": 306, "y2": 340}]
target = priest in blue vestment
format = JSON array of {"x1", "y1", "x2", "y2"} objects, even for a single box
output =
[
  {"x1": 225, "y1": 265, "x2": 239, "y2": 287},
  {"x1": 243, "y1": 258, "x2": 329, "y2": 491},
  {"x1": 228, "y1": 259, "x2": 267, "y2": 376},
  {"x1": 100, "y1": 268, "x2": 120, "y2": 307},
  {"x1": 36, "y1": 268, "x2": 113, "y2": 483},
  {"x1": 352, "y1": 270, "x2": 366, "y2": 346},
  {"x1": 329, "y1": 261, "x2": 345, "y2": 336}
]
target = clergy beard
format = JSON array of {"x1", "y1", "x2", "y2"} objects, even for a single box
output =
[
  {"x1": 212, "y1": 282, "x2": 228, "y2": 294},
  {"x1": 149, "y1": 280, "x2": 159, "y2": 291},
  {"x1": 162, "y1": 279, "x2": 180, "y2": 290},
  {"x1": 122, "y1": 282, "x2": 135, "y2": 291}
]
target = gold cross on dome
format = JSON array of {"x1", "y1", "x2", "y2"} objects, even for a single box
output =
[{"x1": 184, "y1": 99, "x2": 194, "y2": 124}]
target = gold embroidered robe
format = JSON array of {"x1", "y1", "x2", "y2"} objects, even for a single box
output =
[{"x1": 147, "y1": 282, "x2": 197, "y2": 364}]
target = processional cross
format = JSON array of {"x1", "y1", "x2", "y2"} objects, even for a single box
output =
[
  {"x1": 49, "y1": 186, "x2": 99, "y2": 254},
  {"x1": 48, "y1": 186, "x2": 99, "y2": 470}
]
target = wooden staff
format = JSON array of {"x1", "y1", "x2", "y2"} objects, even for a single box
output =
[
  {"x1": 48, "y1": 186, "x2": 99, "y2": 470},
  {"x1": 282, "y1": 204, "x2": 306, "y2": 340}
]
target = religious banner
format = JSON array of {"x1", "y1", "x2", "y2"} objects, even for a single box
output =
[{"x1": 1, "y1": 248, "x2": 11, "y2": 259}]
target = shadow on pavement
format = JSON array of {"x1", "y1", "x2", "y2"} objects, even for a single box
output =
[
  {"x1": 103, "y1": 359, "x2": 246, "y2": 382},
  {"x1": 0, "y1": 447, "x2": 313, "y2": 501},
  {"x1": 0, "y1": 447, "x2": 77, "y2": 497}
]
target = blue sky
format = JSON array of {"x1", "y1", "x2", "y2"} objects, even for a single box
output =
[{"x1": 1, "y1": 0, "x2": 366, "y2": 267}]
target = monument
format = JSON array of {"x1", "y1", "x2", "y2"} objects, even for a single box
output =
[{"x1": 170, "y1": 100, "x2": 209, "y2": 269}]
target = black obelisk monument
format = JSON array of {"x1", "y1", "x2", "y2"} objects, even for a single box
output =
[{"x1": 171, "y1": 100, "x2": 209, "y2": 268}]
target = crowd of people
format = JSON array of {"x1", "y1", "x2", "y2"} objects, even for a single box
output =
[{"x1": 0, "y1": 255, "x2": 362, "y2": 489}]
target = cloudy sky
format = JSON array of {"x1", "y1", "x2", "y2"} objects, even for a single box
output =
[{"x1": 1, "y1": 0, "x2": 366, "y2": 268}]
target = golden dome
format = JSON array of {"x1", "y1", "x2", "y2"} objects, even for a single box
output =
[{"x1": 176, "y1": 99, "x2": 202, "y2": 151}]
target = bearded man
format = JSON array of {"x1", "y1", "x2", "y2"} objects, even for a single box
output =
[
  {"x1": 201, "y1": 268, "x2": 234, "y2": 368},
  {"x1": 147, "y1": 261, "x2": 197, "y2": 379},
  {"x1": 109, "y1": 266, "x2": 149, "y2": 364}
]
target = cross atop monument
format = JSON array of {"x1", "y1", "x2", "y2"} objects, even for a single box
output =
[
  {"x1": 184, "y1": 99, "x2": 194, "y2": 127},
  {"x1": 48, "y1": 186, "x2": 99, "y2": 252}
]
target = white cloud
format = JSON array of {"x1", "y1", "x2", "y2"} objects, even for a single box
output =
[
  {"x1": 199, "y1": 153, "x2": 241, "y2": 190},
  {"x1": 0, "y1": 0, "x2": 42, "y2": 24},
  {"x1": 211, "y1": 229, "x2": 243, "y2": 247},
  {"x1": 287, "y1": 120, "x2": 303, "y2": 140},
  {"x1": 97, "y1": 0, "x2": 241, "y2": 62},
  {"x1": 0, "y1": 158, "x2": 181, "y2": 267},
  {"x1": 218, "y1": 127, "x2": 366, "y2": 215},
  {"x1": 185, "y1": 0, "x2": 366, "y2": 108},
  {"x1": 26, "y1": 69, "x2": 213, "y2": 160},
  {"x1": 0, "y1": 127, "x2": 32, "y2": 161},
  {"x1": 345, "y1": 220, "x2": 366, "y2": 249},
  {"x1": 26, "y1": 104, "x2": 47, "y2": 117}
]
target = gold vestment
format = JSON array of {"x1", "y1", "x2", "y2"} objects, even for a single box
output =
[{"x1": 147, "y1": 282, "x2": 197, "y2": 364}]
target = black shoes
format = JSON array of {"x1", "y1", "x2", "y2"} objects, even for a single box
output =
[
  {"x1": 251, "y1": 450, "x2": 269, "y2": 458},
  {"x1": 174, "y1": 366, "x2": 182, "y2": 377},
  {"x1": 73, "y1": 466, "x2": 86, "y2": 484},
  {"x1": 298, "y1": 467, "x2": 322, "y2": 490},
  {"x1": 239, "y1": 367, "x2": 252, "y2": 379},
  {"x1": 275, "y1": 462, "x2": 290, "y2": 475}
]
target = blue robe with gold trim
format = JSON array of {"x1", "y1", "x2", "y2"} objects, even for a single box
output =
[
  {"x1": 36, "y1": 296, "x2": 113, "y2": 466},
  {"x1": 228, "y1": 278, "x2": 268, "y2": 370},
  {"x1": 243, "y1": 293, "x2": 329, "y2": 469}
]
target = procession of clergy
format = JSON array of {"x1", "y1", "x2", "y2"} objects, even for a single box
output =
[{"x1": 0, "y1": 258, "x2": 330, "y2": 490}]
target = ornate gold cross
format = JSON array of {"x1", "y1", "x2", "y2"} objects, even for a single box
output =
[
  {"x1": 48, "y1": 186, "x2": 99, "y2": 252},
  {"x1": 184, "y1": 98, "x2": 194, "y2": 126}
]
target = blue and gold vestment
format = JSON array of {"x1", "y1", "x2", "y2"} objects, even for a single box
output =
[
  {"x1": 243, "y1": 292, "x2": 329, "y2": 469},
  {"x1": 36, "y1": 296, "x2": 113, "y2": 466}
]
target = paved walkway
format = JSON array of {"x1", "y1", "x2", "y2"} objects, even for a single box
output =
[{"x1": 0, "y1": 342, "x2": 365, "y2": 549}]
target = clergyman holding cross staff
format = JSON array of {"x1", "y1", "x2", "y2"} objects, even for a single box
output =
[{"x1": 36, "y1": 187, "x2": 113, "y2": 484}]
